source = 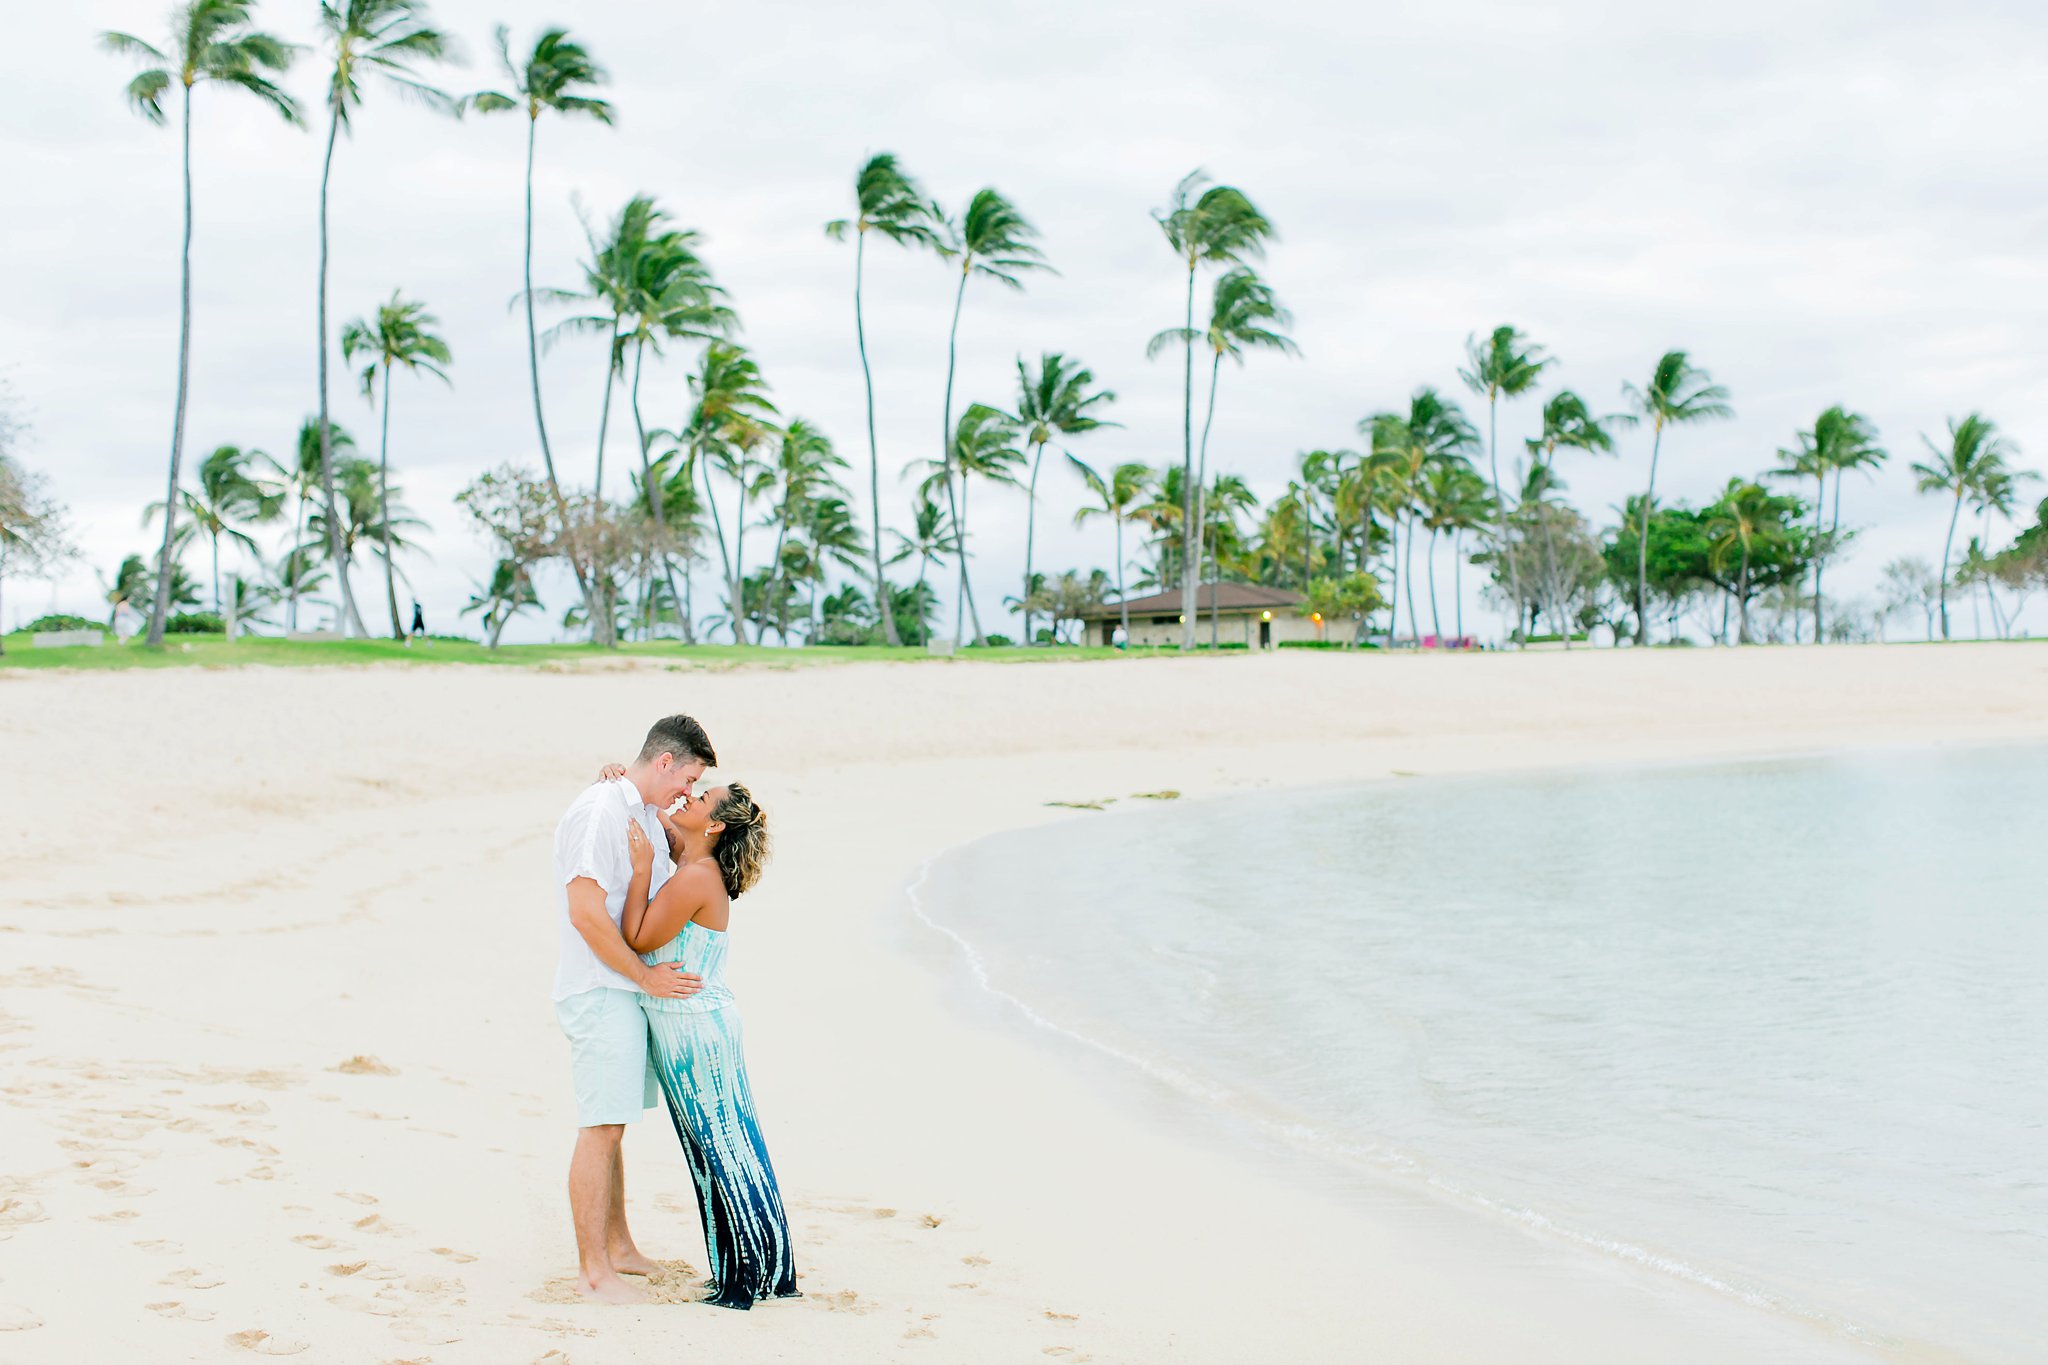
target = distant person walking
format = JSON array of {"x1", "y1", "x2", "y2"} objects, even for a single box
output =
[{"x1": 409, "y1": 600, "x2": 427, "y2": 646}]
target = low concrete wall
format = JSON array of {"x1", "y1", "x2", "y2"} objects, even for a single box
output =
[{"x1": 32, "y1": 630, "x2": 104, "y2": 648}]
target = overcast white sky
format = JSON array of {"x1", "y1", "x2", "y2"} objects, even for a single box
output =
[{"x1": 6, "y1": 0, "x2": 2047, "y2": 641}]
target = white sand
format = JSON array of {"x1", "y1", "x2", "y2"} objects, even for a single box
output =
[{"x1": 2, "y1": 643, "x2": 2043, "y2": 1363}]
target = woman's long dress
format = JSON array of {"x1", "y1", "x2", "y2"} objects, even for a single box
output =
[{"x1": 639, "y1": 920, "x2": 798, "y2": 1309}]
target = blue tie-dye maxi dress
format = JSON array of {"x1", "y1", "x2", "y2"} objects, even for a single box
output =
[{"x1": 639, "y1": 921, "x2": 799, "y2": 1309}]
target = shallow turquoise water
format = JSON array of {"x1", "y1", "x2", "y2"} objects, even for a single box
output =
[{"x1": 922, "y1": 745, "x2": 2048, "y2": 1363}]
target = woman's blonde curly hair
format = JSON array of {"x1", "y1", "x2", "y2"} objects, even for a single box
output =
[{"x1": 707, "y1": 783, "x2": 769, "y2": 898}]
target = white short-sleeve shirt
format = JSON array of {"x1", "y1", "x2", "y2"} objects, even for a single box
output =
[{"x1": 553, "y1": 778, "x2": 675, "y2": 1001}]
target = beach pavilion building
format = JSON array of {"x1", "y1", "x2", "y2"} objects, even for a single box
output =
[{"x1": 1076, "y1": 583, "x2": 1324, "y2": 648}]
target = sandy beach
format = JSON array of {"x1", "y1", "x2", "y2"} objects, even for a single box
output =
[{"x1": 2, "y1": 643, "x2": 2043, "y2": 1364}]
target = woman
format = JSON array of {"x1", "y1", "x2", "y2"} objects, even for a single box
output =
[{"x1": 618, "y1": 779, "x2": 798, "y2": 1310}]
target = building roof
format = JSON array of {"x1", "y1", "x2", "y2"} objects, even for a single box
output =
[{"x1": 1077, "y1": 582, "x2": 1305, "y2": 619}]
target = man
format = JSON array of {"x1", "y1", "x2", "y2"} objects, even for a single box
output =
[{"x1": 553, "y1": 714, "x2": 716, "y2": 1303}]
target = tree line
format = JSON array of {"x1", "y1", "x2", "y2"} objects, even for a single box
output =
[{"x1": 5, "y1": 1, "x2": 2045, "y2": 652}]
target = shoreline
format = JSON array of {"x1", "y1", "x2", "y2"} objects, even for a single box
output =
[
  {"x1": 3, "y1": 645, "x2": 2043, "y2": 1362},
  {"x1": 901, "y1": 738, "x2": 2048, "y2": 1361}
]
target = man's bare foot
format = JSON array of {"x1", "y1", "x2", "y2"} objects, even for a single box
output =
[
  {"x1": 610, "y1": 1250, "x2": 658, "y2": 1277},
  {"x1": 576, "y1": 1271, "x2": 647, "y2": 1305}
]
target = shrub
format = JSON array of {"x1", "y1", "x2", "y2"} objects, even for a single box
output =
[
  {"x1": 1278, "y1": 639, "x2": 1342, "y2": 650},
  {"x1": 165, "y1": 612, "x2": 225, "y2": 635},
  {"x1": 976, "y1": 634, "x2": 1015, "y2": 647},
  {"x1": 23, "y1": 614, "x2": 103, "y2": 634}
]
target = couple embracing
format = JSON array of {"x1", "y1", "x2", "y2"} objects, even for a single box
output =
[{"x1": 550, "y1": 713, "x2": 797, "y2": 1309}]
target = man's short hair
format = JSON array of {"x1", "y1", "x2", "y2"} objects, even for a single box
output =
[{"x1": 637, "y1": 714, "x2": 717, "y2": 768}]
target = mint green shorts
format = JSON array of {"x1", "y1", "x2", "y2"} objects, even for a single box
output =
[{"x1": 554, "y1": 988, "x2": 659, "y2": 1127}]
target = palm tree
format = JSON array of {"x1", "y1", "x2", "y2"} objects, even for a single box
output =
[
  {"x1": 1421, "y1": 461, "x2": 1492, "y2": 641},
  {"x1": 827, "y1": 154, "x2": 941, "y2": 646},
  {"x1": 919, "y1": 403, "x2": 1024, "y2": 642},
  {"x1": 470, "y1": 26, "x2": 613, "y2": 638},
  {"x1": 310, "y1": 1, "x2": 455, "y2": 640},
  {"x1": 145, "y1": 444, "x2": 279, "y2": 615},
  {"x1": 464, "y1": 557, "x2": 540, "y2": 647},
  {"x1": 102, "y1": 1, "x2": 302, "y2": 646},
  {"x1": 887, "y1": 492, "x2": 955, "y2": 626},
  {"x1": 1202, "y1": 472, "x2": 1258, "y2": 645},
  {"x1": 1459, "y1": 326, "x2": 1552, "y2": 644},
  {"x1": 306, "y1": 456, "x2": 428, "y2": 599},
  {"x1": 1911, "y1": 414, "x2": 2024, "y2": 639},
  {"x1": 1622, "y1": 351, "x2": 1733, "y2": 644},
  {"x1": 935, "y1": 189, "x2": 1048, "y2": 645},
  {"x1": 1704, "y1": 479, "x2": 1784, "y2": 644},
  {"x1": 631, "y1": 443, "x2": 708, "y2": 640},
  {"x1": 340, "y1": 292, "x2": 451, "y2": 638},
  {"x1": 1524, "y1": 391, "x2": 1618, "y2": 649},
  {"x1": 1151, "y1": 267, "x2": 1298, "y2": 633},
  {"x1": 1810, "y1": 405, "x2": 1884, "y2": 646},
  {"x1": 1014, "y1": 353, "x2": 1118, "y2": 644},
  {"x1": 1154, "y1": 171, "x2": 1275, "y2": 648},
  {"x1": 764, "y1": 419, "x2": 851, "y2": 639},
  {"x1": 680, "y1": 343, "x2": 779, "y2": 643},
  {"x1": 270, "y1": 418, "x2": 355, "y2": 632},
  {"x1": 1069, "y1": 458, "x2": 1154, "y2": 643},
  {"x1": 1363, "y1": 389, "x2": 1479, "y2": 644}
]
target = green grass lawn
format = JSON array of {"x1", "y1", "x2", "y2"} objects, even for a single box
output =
[{"x1": 0, "y1": 631, "x2": 1148, "y2": 672}]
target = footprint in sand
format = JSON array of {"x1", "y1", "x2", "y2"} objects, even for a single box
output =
[
  {"x1": 961, "y1": 1255, "x2": 990, "y2": 1267},
  {"x1": 335, "y1": 1191, "x2": 378, "y2": 1205},
  {"x1": 146, "y1": 1300, "x2": 216, "y2": 1322},
  {"x1": 326, "y1": 1291, "x2": 406, "y2": 1317},
  {"x1": 225, "y1": 1328, "x2": 309, "y2": 1355},
  {"x1": 161, "y1": 1268, "x2": 226, "y2": 1290},
  {"x1": 325, "y1": 1262, "x2": 368, "y2": 1277},
  {"x1": 292, "y1": 1234, "x2": 339, "y2": 1250},
  {"x1": 431, "y1": 1246, "x2": 477, "y2": 1264},
  {"x1": 134, "y1": 1238, "x2": 183, "y2": 1255},
  {"x1": 0, "y1": 1195, "x2": 49, "y2": 1233},
  {"x1": 352, "y1": 1214, "x2": 404, "y2": 1235},
  {"x1": 333, "y1": 1055, "x2": 398, "y2": 1076},
  {"x1": 389, "y1": 1317, "x2": 462, "y2": 1345},
  {"x1": 0, "y1": 1303, "x2": 44, "y2": 1331}
]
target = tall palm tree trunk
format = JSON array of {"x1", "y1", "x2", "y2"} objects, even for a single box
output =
[
  {"x1": 1809, "y1": 471, "x2": 1825, "y2": 644},
  {"x1": 1737, "y1": 547, "x2": 1752, "y2": 644},
  {"x1": 956, "y1": 477, "x2": 986, "y2": 644},
  {"x1": 1022, "y1": 438, "x2": 1045, "y2": 643},
  {"x1": 854, "y1": 232, "x2": 901, "y2": 645},
  {"x1": 1937, "y1": 490, "x2": 1962, "y2": 640},
  {"x1": 1634, "y1": 421, "x2": 1664, "y2": 645},
  {"x1": 209, "y1": 529, "x2": 221, "y2": 617},
  {"x1": 1453, "y1": 531, "x2": 1465, "y2": 641},
  {"x1": 1485, "y1": 391, "x2": 1520, "y2": 647},
  {"x1": 286, "y1": 484, "x2": 307, "y2": 631},
  {"x1": 1385, "y1": 514, "x2": 1401, "y2": 645},
  {"x1": 520, "y1": 114, "x2": 603, "y2": 644},
  {"x1": 593, "y1": 315, "x2": 620, "y2": 501},
  {"x1": 627, "y1": 340, "x2": 686, "y2": 640},
  {"x1": 375, "y1": 361, "x2": 403, "y2": 638},
  {"x1": 696, "y1": 452, "x2": 741, "y2": 643},
  {"x1": 1178, "y1": 263, "x2": 1198, "y2": 649},
  {"x1": 1115, "y1": 514, "x2": 1129, "y2": 643},
  {"x1": 147, "y1": 84, "x2": 197, "y2": 649},
  {"x1": 1197, "y1": 351, "x2": 1224, "y2": 646},
  {"x1": 1401, "y1": 514, "x2": 1420, "y2": 646},
  {"x1": 1425, "y1": 528, "x2": 1442, "y2": 641},
  {"x1": 316, "y1": 100, "x2": 368, "y2": 639},
  {"x1": 938, "y1": 267, "x2": 983, "y2": 645}
]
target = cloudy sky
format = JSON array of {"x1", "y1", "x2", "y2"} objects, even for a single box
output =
[{"x1": 6, "y1": 0, "x2": 2046, "y2": 641}]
